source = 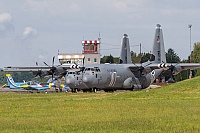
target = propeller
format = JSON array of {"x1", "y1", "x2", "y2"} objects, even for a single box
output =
[
  {"x1": 44, "y1": 56, "x2": 57, "y2": 79},
  {"x1": 81, "y1": 56, "x2": 85, "y2": 72},
  {"x1": 168, "y1": 63, "x2": 179, "y2": 82},
  {"x1": 35, "y1": 62, "x2": 44, "y2": 80},
  {"x1": 133, "y1": 61, "x2": 152, "y2": 76}
]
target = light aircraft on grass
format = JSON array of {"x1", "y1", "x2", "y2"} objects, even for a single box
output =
[
  {"x1": 5, "y1": 73, "x2": 53, "y2": 90},
  {"x1": 5, "y1": 73, "x2": 70, "y2": 91}
]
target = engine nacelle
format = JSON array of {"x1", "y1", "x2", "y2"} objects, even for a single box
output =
[
  {"x1": 123, "y1": 77, "x2": 133, "y2": 88},
  {"x1": 70, "y1": 64, "x2": 80, "y2": 69},
  {"x1": 158, "y1": 63, "x2": 169, "y2": 68},
  {"x1": 141, "y1": 67, "x2": 152, "y2": 76},
  {"x1": 172, "y1": 65, "x2": 182, "y2": 75}
]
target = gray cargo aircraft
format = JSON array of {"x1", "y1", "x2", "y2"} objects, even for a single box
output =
[{"x1": 66, "y1": 24, "x2": 200, "y2": 92}]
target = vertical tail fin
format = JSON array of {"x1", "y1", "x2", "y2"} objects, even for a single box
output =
[
  {"x1": 150, "y1": 24, "x2": 166, "y2": 63},
  {"x1": 6, "y1": 73, "x2": 18, "y2": 89},
  {"x1": 119, "y1": 34, "x2": 132, "y2": 64}
]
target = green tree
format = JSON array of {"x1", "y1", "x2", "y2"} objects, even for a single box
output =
[
  {"x1": 131, "y1": 51, "x2": 151, "y2": 64},
  {"x1": 163, "y1": 48, "x2": 181, "y2": 81},
  {"x1": 106, "y1": 54, "x2": 114, "y2": 63},
  {"x1": 140, "y1": 53, "x2": 151, "y2": 63},
  {"x1": 101, "y1": 55, "x2": 115, "y2": 64},
  {"x1": 0, "y1": 71, "x2": 34, "y2": 85},
  {"x1": 191, "y1": 42, "x2": 200, "y2": 76},
  {"x1": 100, "y1": 56, "x2": 107, "y2": 63},
  {"x1": 166, "y1": 48, "x2": 181, "y2": 63}
]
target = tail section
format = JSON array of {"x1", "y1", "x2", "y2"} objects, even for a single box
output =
[
  {"x1": 150, "y1": 24, "x2": 166, "y2": 63},
  {"x1": 6, "y1": 74, "x2": 19, "y2": 89},
  {"x1": 119, "y1": 34, "x2": 132, "y2": 64}
]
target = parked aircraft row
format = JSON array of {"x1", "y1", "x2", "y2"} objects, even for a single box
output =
[
  {"x1": 3, "y1": 73, "x2": 70, "y2": 92},
  {"x1": 3, "y1": 24, "x2": 200, "y2": 93}
]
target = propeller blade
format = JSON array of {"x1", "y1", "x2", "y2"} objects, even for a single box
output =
[
  {"x1": 44, "y1": 62, "x2": 50, "y2": 67},
  {"x1": 52, "y1": 56, "x2": 55, "y2": 67},
  {"x1": 35, "y1": 74, "x2": 38, "y2": 77},
  {"x1": 83, "y1": 56, "x2": 85, "y2": 67}
]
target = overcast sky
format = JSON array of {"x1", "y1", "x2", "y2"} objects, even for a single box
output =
[{"x1": 0, "y1": 0, "x2": 199, "y2": 68}]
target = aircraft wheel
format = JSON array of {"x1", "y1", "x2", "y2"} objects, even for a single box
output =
[
  {"x1": 93, "y1": 88, "x2": 97, "y2": 93},
  {"x1": 82, "y1": 90, "x2": 87, "y2": 93},
  {"x1": 104, "y1": 90, "x2": 108, "y2": 92},
  {"x1": 90, "y1": 88, "x2": 93, "y2": 92},
  {"x1": 74, "y1": 88, "x2": 78, "y2": 93},
  {"x1": 110, "y1": 89, "x2": 115, "y2": 92}
]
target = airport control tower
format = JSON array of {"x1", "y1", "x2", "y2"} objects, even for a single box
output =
[
  {"x1": 58, "y1": 38, "x2": 101, "y2": 65},
  {"x1": 82, "y1": 39, "x2": 100, "y2": 64}
]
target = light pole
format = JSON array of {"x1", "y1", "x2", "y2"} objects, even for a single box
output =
[
  {"x1": 188, "y1": 24, "x2": 192, "y2": 78},
  {"x1": 188, "y1": 24, "x2": 192, "y2": 62}
]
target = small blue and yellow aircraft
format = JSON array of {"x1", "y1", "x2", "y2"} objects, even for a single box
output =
[
  {"x1": 5, "y1": 73, "x2": 52, "y2": 90},
  {"x1": 5, "y1": 73, "x2": 70, "y2": 91}
]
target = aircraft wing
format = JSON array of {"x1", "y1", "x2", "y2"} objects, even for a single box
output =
[
  {"x1": 3, "y1": 66, "x2": 50, "y2": 72},
  {"x1": 126, "y1": 62, "x2": 160, "y2": 72},
  {"x1": 20, "y1": 84, "x2": 50, "y2": 90},
  {"x1": 127, "y1": 62, "x2": 200, "y2": 72},
  {"x1": 29, "y1": 87, "x2": 49, "y2": 90},
  {"x1": 157, "y1": 63, "x2": 200, "y2": 70},
  {"x1": 3, "y1": 64, "x2": 75, "y2": 72}
]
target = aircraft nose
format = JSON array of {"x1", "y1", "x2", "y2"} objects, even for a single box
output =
[
  {"x1": 82, "y1": 75, "x2": 93, "y2": 83},
  {"x1": 66, "y1": 77, "x2": 75, "y2": 85}
]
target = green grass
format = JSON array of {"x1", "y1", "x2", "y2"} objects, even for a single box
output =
[{"x1": 1, "y1": 77, "x2": 200, "y2": 133}]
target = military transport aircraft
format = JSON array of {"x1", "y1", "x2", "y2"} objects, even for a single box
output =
[{"x1": 66, "y1": 24, "x2": 200, "y2": 92}]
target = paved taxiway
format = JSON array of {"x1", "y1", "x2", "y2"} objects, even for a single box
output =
[{"x1": 0, "y1": 85, "x2": 160, "y2": 93}]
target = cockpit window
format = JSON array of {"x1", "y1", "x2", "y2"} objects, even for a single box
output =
[
  {"x1": 68, "y1": 72, "x2": 76, "y2": 74},
  {"x1": 85, "y1": 67, "x2": 100, "y2": 72},
  {"x1": 28, "y1": 81, "x2": 38, "y2": 85}
]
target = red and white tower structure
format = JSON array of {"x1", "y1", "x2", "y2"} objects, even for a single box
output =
[
  {"x1": 58, "y1": 37, "x2": 101, "y2": 65},
  {"x1": 82, "y1": 38, "x2": 100, "y2": 64}
]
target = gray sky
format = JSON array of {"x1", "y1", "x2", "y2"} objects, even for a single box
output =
[{"x1": 0, "y1": 0, "x2": 199, "y2": 67}]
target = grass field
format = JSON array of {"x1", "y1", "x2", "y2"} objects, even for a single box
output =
[{"x1": 1, "y1": 77, "x2": 200, "y2": 133}]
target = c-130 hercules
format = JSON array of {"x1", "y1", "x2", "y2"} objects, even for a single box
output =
[
  {"x1": 3, "y1": 24, "x2": 200, "y2": 92},
  {"x1": 66, "y1": 24, "x2": 200, "y2": 92}
]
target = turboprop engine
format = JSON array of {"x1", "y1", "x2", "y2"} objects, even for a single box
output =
[
  {"x1": 123, "y1": 77, "x2": 142, "y2": 89},
  {"x1": 123, "y1": 77, "x2": 133, "y2": 88},
  {"x1": 158, "y1": 63, "x2": 182, "y2": 75},
  {"x1": 171, "y1": 65, "x2": 182, "y2": 75}
]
